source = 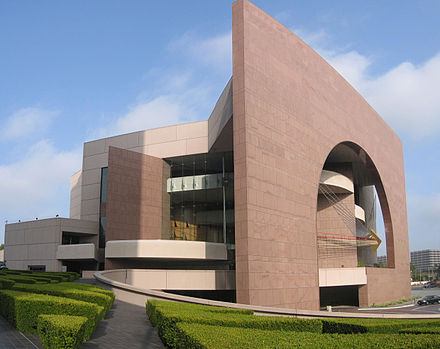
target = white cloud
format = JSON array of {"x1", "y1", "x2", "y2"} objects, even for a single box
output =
[
  {"x1": 361, "y1": 54, "x2": 440, "y2": 139},
  {"x1": 0, "y1": 140, "x2": 82, "y2": 218},
  {"x1": 169, "y1": 31, "x2": 232, "y2": 72},
  {"x1": 97, "y1": 84, "x2": 213, "y2": 139},
  {"x1": 0, "y1": 108, "x2": 57, "y2": 141},
  {"x1": 293, "y1": 27, "x2": 440, "y2": 139},
  {"x1": 113, "y1": 95, "x2": 191, "y2": 135},
  {"x1": 326, "y1": 51, "x2": 372, "y2": 88}
]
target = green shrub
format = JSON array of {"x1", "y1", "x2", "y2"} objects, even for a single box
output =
[
  {"x1": 0, "y1": 270, "x2": 22, "y2": 275},
  {"x1": 322, "y1": 318, "x2": 440, "y2": 334},
  {"x1": 0, "y1": 277, "x2": 15, "y2": 289},
  {"x1": 13, "y1": 283, "x2": 113, "y2": 316},
  {"x1": 23, "y1": 276, "x2": 53, "y2": 284},
  {"x1": 146, "y1": 300, "x2": 322, "y2": 348},
  {"x1": 61, "y1": 282, "x2": 115, "y2": 306},
  {"x1": 0, "y1": 289, "x2": 103, "y2": 340},
  {"x1": 175, "y1": 323, "x2": 440, "y2": 349},
  {"x1": 31, "y1": 274, "x2": 64, "y2": 283},
  {"x1": 38, "y1": 314, "x2": 87, "y2": 349},
  {"x1": 147, "y1": 299, "x2": 253, "y2": 316},
  {"x1": 0, "y1": 275, "x2": 37, "y2": 284},
  {"x1": 399, "y1": 327, "x2": 440, "y2": 334}
]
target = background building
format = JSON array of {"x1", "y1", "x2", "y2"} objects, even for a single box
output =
[
  {"x1": 4, "y1": 0, "x2": 410, "y2": 310},
  {"x1": 411, "y1": 250, "x2": 440, "y2": 273},
  {"x1": 377, "y1": 255, "x2": 387, "y2": 265}
]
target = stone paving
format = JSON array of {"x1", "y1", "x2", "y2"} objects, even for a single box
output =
[
  {"x1": 79, "y1": 278, "x2": 164, "y2": 349},
  {"x1": 82, "y1": 299, "x2": 164, "y2": 349},
  {"x1": 0, "y1": 315, "x2": 41, "y2": 349}
]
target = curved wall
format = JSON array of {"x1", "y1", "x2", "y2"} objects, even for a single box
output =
[{"x1": 232, "y1": 0, "x2": 410, "y2": 310}]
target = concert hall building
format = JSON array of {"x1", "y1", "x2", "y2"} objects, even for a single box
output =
[{"x1": 5, "y1": 0, "x2": 410, "y2": 309}]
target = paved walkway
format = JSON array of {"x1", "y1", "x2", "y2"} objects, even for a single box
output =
[
  {"x1": 82, "y1": 299, "x2": 164, "y2": 349},
  {"x1": 79, "y1": 279, "x2": 164, "y2": 349},
  {"x1": 0, "y1": 316, "x2": 41, "y2": 349}
]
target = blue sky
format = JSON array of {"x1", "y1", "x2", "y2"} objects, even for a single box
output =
[{"x1": 1, "y1": 1, "x2": 439, "y2": 255}]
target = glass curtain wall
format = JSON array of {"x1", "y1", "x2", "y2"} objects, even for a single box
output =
[{"x1": 165, "y1": 152, "x2": 234, "y2": 245}]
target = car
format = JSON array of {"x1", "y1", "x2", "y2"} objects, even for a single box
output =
[
  {"x1": 0, "y1": 262, "x2": 7, "y2": 270},
  {"x1": 423, "y1": 282, "x2": 437, "y2": 288},
  {"x1": 417, "y1": 295, "x2": 440, "y2": 305}
]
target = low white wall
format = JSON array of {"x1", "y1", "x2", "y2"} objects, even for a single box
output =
[{"x1": 101, "y1": 269, "x2": 235, "y2": 290}]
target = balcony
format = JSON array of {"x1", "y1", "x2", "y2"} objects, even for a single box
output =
[
  {"x1": 355, "y1": 204, "x2": 366, "y2": 222},
  {"x1": 56, "y1": 243, "x2": 97, "y2": 260},
  {"x1": 319, "y1": 170, "x2": 354, "y2": 194},
  {"x1": 105, "y1": 240, "x2": 227, "y2": 260},
  {"x1": 167, "y1": 173, "x2": 233, "y2": 193}
]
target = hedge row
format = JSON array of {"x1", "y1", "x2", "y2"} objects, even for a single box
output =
[
  {"x1": 38, "y1": 314, "x2": 87, "y2": 349},
  {"x1": 0, "y1": 277, "x2": 15, "y2": 289},
  {"x1": 147, "y1": 300, "x2": 440, "y2": 349},
  {"x1": 61, "y1": 282, "x2": 115, "y2": 307},
  {"x1": 399, "y1": 327, "x2": 440, "y2": 335},
  {"x1": 13, "y1": 283, "x2": 113, "y2": 316},
  {"x1": 0, "y1": 275, "x2": 38, "y2": 284},
  {"x1": 0, "y1": 270, "x2": 79, "y2": 282},
  {"x1": 147, "y1": 299, "x2": 253, "y2": 316},
  {"x1": 321, "y1": 317, "x2": 440, "y2": 334},
  {"x1": 0, "y1": 289, "x2": 103, "y2": 340},
  {"x1": 146, "y1": 300, "x2": 322, "y2": 348},
  {"x1": 175, "y1": 323, "x2": 440, "y2": 349}
]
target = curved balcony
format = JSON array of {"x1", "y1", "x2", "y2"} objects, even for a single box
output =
[
  {"x1": 355, "y1": 204, "x2": 366, "y2": 222},
  {"x1": 319, "y1": 170, "x2": 354, "y2": 194},
  {"x1": 105, "y1": 240, "x2": 227, "y2": 260}
]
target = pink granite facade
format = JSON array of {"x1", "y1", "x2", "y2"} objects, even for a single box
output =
[
  {"x1": 106, "y1": 147, "x2": 164, "y2": 243},
  {"x1": 232, "y1": 0, "x2": 410, "y2": 309}
]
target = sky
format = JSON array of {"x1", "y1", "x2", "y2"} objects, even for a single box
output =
[{"x1": 0, "y1": 1, "x2": 439, "y2": 255}]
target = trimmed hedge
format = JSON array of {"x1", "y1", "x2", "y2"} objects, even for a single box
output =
[
  {"x1": 31, "y1": 274, "x2": 64, "y2": 283},
  {"x1": 61, "y1": 282, "x2": 115, "y2": 307},
  {"x1": 147, "y1": 299, "x2": 253, "y2": 315},
  {"x1": 174, "y1": 323, "x2": 440, "y2": 349},
  {"x1": 13, "y1": 283, "x2": 113, "y2": 316},
  {"x1": 0, "y1": 275, "x2": 37, "y2": 284},
  {"x1": 38, "y1": 314, "x2": 87, "y2": 349},
  {"x1": 147, "y1": 300, "x2": 440, "y2": 349},
  {"x1": 146, "y1": 300, "x2": 322, "y2": 348},
  {"x1": 0, "y1": 289, "x2": 103, "y2": 340},
  {"x1": 322, "y1": 318, "x2": 440, "y2": 334},
  {"x1": 0, "y1": 277, "x2": 15, "y2": 289},
  {"x1": 399, "y1": 327, "x2": 440, "y2": 335},
  {"x1": 0, "y1": 270, "x2": 79, "y2": 282}
]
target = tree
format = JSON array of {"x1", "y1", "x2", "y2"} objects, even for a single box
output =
[{"x1": 0, "y1": 244, "x2": 3, "y2": 251}]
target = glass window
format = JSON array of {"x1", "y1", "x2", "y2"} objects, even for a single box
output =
[
  {"x1": 99, "y1": 217, "x2": 106, "y2": 248},
  {"x1": 100, "y1": 167, "x2": 108, "y2": 203},
  {"x1": 166, "y1": 152, "x2": 234, "y2": 244}
]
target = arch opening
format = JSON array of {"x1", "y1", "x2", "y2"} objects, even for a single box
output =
[{"x1": 316, "y1": 142, "x2": 394, "y2": 270}]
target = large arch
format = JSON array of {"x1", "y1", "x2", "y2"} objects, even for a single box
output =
[{"x1": 316, "y1": 141, "x2": 395, "y2": 269}]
